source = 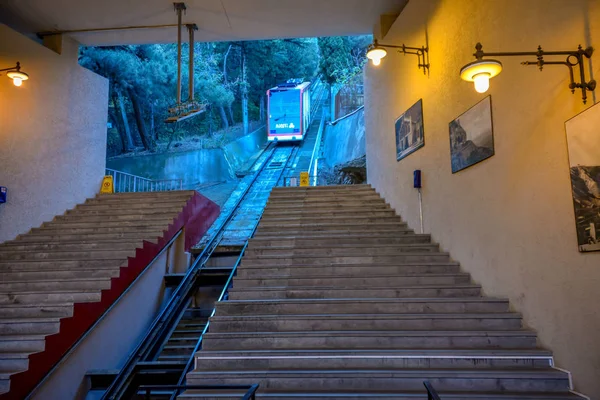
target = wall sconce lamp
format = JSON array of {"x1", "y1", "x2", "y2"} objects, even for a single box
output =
[
  {"x1": 0, "y1": 62, "x2": 29, "y2": 87},
  {"x1": 367, "y1": 39, "x2": 430, "y2": 74},
  {"x1": 460, "y1": 42, "x2": 596, "y2": 104}
]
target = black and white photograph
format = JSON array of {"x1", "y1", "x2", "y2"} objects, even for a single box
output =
[
  {"x1": 565, "y1": 102, "x2": 600, "y2": 252},
  {"x1": 449, "y1": 96, "x2": 494, "y2": 173},
  {"x1": 395, "y1": 99, "x2": 424, "y2": 162}
]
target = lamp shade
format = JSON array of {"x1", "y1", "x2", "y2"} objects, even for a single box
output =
[
  {"x1": 367, "y1": 44, "x2": 387, "y2": 65},
  {"x1": 460, "y1": 59, "x2": 502, "y2": 82},
  {"x1": 7, "y1": 70, "x2": 29, "y2": 85}
]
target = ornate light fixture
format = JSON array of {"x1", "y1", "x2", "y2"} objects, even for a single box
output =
[
  {"x1": 367, "y1": 39, "x2": 430, "y2": 74},
  {"x1": 460, "y1": 42, "x2": 596, "y2": 103},
  {"x1": 0, "y1": 62, "x2": 29, "y2": 87}
]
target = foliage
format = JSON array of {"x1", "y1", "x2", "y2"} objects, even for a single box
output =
[
  {"x1": 317, "y1": 35, "x2": 371, "y2": 86},
  {"x1": 79, "y1": 35, "x2": 370, "y2": 156}
]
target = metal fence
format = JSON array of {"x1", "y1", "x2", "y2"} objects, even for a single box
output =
[{"x1": 105, "y1": 168, "x2": 183, "y2": 193}]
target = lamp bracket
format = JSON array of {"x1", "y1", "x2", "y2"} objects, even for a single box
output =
[
  {"x1": 0, "y1": 62, "x2": 20, "y2": 74},
  {"x1": 375, "y1": 39, "x2": 430, "y2": 75},
  {"x1": 474, "y1": 42, "x2": 596, "y2": 104}
]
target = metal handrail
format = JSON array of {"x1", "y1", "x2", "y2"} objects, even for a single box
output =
[
  {"x1": 101, "y1": 146, "x2": 278, "y2": 400},
  {"x1": 140, "y1": 384, "x2": 259, "y2": 400},
  {"x1": 423, "y1": 381, "x2": 441, "y2": 400},
  {"x1": 105, "y1": 168, "x2": 183, "y2": 193}
]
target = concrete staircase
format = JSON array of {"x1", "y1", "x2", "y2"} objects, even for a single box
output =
[
  {"x1": 0, "y1": 191, "x2": 217, "y2": 399},
  {"x1": 182, "y1": 185, "x2": 586, "y2": 399}
]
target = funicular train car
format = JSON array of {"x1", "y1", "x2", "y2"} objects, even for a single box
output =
[{"x1": 267, "y1": 79, "x2": 311, "y2": 142}]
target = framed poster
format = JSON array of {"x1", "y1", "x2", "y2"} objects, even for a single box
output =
[
  {"x1": 449, "y1": 96, "x2": 495, "y2": 173},
  {"x1": 565, "y1": 102, "x2": 600, "y2": 252},
  {"x1": 395, "y1": 99, "x2": 424, "y2": 161}
]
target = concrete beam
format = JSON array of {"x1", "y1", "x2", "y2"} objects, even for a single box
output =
[
  {"x1": 378, "y1": 13, "x2": 400, "y2": 40},
  {"x1": 42, "y1": 33, "x2": 62, "y2": 54}
]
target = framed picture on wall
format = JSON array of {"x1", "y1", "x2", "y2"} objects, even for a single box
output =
[
  {"x1": 395, "y1": 99, "x2": 424, "y2": 162},
  {"x1": 565, "y1": 102, "x2": 600, "y2": 253},
  {"x1": 449, "y1": 96, "x2": 495, "y2": 173}
]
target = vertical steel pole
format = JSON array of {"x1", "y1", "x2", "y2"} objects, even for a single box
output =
[
  {"x1": 187, "y1": 24, "x2": 198, "y2": 101},
  {"x1": 418, "y1": 188, "x2": 424, "y2": 234},
  {"x1": 174, "y1": 3, "x2": 186, "y2": 104}
]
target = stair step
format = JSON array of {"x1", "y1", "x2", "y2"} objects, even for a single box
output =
[
  {"x1": 264, "y1": 201, "x2": 390, "y2": 210},
  {"x1": 178, "y1": 390, "x2": 585, "y2": 399},
  {"x1": 29, "y1": 225, "x2": 167, "y2": 235},
  {"x1": 0, "y1": 318, "x2": 60, "y2": 335},
  {"x1": 93, "y1": 190, "x2": 194, "y2": 200},
  {"x1": 0, "y1": 268, "x2": 120, "y2": 281},
  {"x1": 0, "y1": 290, "x2": 101, "y2": 305},
  {"x1": 247, "y1": 236, "x2": 433, "y2": 248},
  {"x1": 232, "y1": 274, "x2": 470, "y2": 288},
  {"x1": 252, "y1": 231, "x2": 418, "y2": 240},
  {"x1": 201, "y1": 330, "x2": 538, "y2": 351},
  {"x1": 193, "y1": 349, "x2": 552, "y2": 371},
  {"x1": 209, "y1": 313, "x2": 523, "y2": 332},
  {"x1": 267, "y1": 193, "x2": 382, "y2": 202},
  {"x1": 241, "y1": 253, "x2": 451, "y2": 266},
  {"x1": 0, "y1": 240, "x2": 143, "y2": 252},
  {"x1": 259, "y1": 217, "x2": 404, "y2": 226},
  {"x1": 256, "y1": 222, "x2": 407, "y2": 231},
  {"x1": 84, "y1": 196, "x2": 189, "y2": 206},
  {"x1": 0, "y1": 335, "x2": 46, "y2": 353},
  {"x1": 67, "y1": 205, "x2": 183, "y2": 216},
  {"x1": 236, "y1": 264, "x2": 461, "y2": 278},
  {"x1": 0, "y1": 303, "x2": 73, "y2": 319},
  {"x1": 0, "y1": 259, "x2": 125, "y2": 271},
  {"x1": 13, "y1": 231, "x2": 162, "y2": 243},
  {"x1": 261, "y1": 209, "x2": 396, "y2": 218},
  {"x1": 269, "y1": 187, "x2": 375, "y2": 195},
  {"x1": 227, "y1": 285, "x2": 482, "y2": 300},
  {"x1": 216, "y1": 298, "x2": 510, "y2": 316},
  {"x1": 0, "y1": 249, "x2": 135, "y2": 261},
  {"x1": 247, "y1": 239, "x2": 433, "y2": 249},
  {"x1": 0, "y1": 278, "x2": 111, "y2": 292},
  {"x1": 53, "y1": 213, "x2": 176, "y2": 223},
  {"x1": 245, "y1": 244, "x2": 440, "y2": 257},
  {"x1": 0, "y1": 354, "x2": 29, "y2": 373},
  {"x1": 41, "y1": 219, "x2": 172, "y2": 230},
  {"x1": 270, "y1": 185, "x2": 372, "y2": 193},
  {"x1": 186, "y1": 368, "x2": 570, "y2": 393}
]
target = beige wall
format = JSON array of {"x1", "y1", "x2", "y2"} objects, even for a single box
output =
[
  {"x1": 0, "y1": 24, "x2": 108, "y2": 243},
  {"x1": 365, "y1": 0, "x2": 600, "y2": 395}
]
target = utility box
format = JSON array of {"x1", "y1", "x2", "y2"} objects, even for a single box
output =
[
  {"x1": 413, "y1": 170, "x2": 422, "y2": 189},
  {"x1": 0, "y1": 187, "x2": 6, "y2": 203}
]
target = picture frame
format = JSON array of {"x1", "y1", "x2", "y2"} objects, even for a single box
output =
[
  {"x1": 449, "y1": 96, "x2": 495, "y2": 173},
  {"x1": 565, "y1": 101, "x2": 600, "y2": 252},
  {"x1": 395, "y1": 99, "x2": 424, "y2": 162}
]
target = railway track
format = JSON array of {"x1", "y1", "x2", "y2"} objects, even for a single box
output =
[
  {"x1": 97, "y1": 141, "x2": 300, "y2": 400},
  {"x1": 98, "y1": 79, "x2": 327, "y2": 400}
]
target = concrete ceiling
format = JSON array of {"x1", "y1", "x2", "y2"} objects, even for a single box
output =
[{"x1": 0, "y1": 0, "x2": 407, "y2": 46}]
